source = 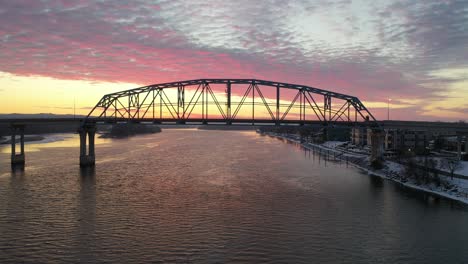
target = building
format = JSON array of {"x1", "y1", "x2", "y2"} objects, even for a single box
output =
[
  {"x1": 384, "y1": 129, "x2": 398, "y2": 150},
  {"x1": 383, "y1": 129, "x2": 429, "y2": 153},
  {"x1": 351, "y1": 127, "x2": 368, "y2": 146}
]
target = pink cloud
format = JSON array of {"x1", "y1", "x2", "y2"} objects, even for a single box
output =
[{"x1": 0, "y1": 0, "x2": 466, "y2": 121}]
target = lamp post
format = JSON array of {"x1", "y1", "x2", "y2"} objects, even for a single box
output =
[{"x1": 387, "y1": 98, "x2": 391, "y2": 120}]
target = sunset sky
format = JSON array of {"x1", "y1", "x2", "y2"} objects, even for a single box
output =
[{"x1": 1, "y1": 0, "x2": 467, "y2": 121}]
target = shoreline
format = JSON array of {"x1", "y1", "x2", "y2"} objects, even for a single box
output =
[
  {"x1": 0, "y1": 135, "x2": 45, "y2": 145},
  {"x1": 262, "y1": 132, "x2": 468, "y2": 205},
  {"x1": 0, "y1": 133, "x2": 73, "y2": 145}
]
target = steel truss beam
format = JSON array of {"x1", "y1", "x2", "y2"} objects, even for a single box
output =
[{"x1": 85, "y1": 79, "x2": 378, "y2": 127}]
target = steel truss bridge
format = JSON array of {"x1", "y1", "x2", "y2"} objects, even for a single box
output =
[{"x1": 85, "y1": 79, "x2": 378, "y2": 126}]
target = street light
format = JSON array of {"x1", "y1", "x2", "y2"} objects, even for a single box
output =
[{"x1": 387, "y1": 98, "x2": 391, "y2": 120}]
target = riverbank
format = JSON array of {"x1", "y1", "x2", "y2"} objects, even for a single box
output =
[
  {"x1": 0, "y1": 134, "x2": 74, "y2": 145},
  {"x1": 262, "y1": 131, "x2": 468, "y2": 205},
  {"x1": 0, "y1": 135, "x2": 45, "y2": 144}
]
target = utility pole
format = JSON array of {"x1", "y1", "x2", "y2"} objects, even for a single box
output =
[
  {"x1": 74, "y1": 97, "x2": 76, "y2": 119},
  {"x1": 387, "y1": 98, "x2": 391, "y2": 120}
]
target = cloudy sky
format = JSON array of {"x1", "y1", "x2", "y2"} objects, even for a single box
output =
[{"x1": 1, "y1": 0, "x2": 467, "y2": 121}]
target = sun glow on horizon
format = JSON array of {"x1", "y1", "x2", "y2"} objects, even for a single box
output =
[
  {"x1": 0, "y1": 72, "x2": 142, "y2": 115},
  {"x1": 1, "y1": 70, "x2": 466, "y2": 122}
]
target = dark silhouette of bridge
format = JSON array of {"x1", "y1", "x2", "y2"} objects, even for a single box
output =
[
  {"x1": 4, "y1": 79, "x2": 468, "y2": 168},
  {"x1": 4, "y1": 79, "x2": 384, "y2": 167},
  {"x1": 84, "y1": 79, "x2": 378, "y2": 126}
]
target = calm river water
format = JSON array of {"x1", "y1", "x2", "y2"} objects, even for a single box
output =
[{"x1": 1, "y1": 129, "x2": 467, "y2": 263}]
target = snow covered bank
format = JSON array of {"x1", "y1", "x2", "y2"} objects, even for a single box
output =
[
  {"x1": 457, "y1": 161, "x2": 468, "y2": 176},
  {"x1": 263, "y1": 132, "x2": 468, "y2": 205}
]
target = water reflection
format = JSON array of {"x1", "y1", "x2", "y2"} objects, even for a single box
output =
[
  {"x1": 11, "y1": 163, "x2": 25, "y2": 175},
  {"x1": 369, "y1": 176, "x2": 384, "y2": 189},
  {"x1": 77, "y1": 166, "x2": 97, "y2": 261},
  {"x1": 80, "y1": 166, "x2": 96, "y2": 178},
  {"x1": 0, "y1": 130, "x2": 467, "y2": 264}
]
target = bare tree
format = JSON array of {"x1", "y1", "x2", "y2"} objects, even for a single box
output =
[
  {"x1": 426, "y1": 158, "x2": 439, "y2": 185},
  {"x1": 441, "y1": 158, "x2": 462, "y2": 180},
  {"x1": 404, "y1": 158, "x2": 417, "y2": 182}
]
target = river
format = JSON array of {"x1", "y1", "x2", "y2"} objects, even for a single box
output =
[{"x1": 1, "y1": 129, "x2": 467, "y2": 263}]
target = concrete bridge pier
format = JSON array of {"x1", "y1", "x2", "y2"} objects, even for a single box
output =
[
  {"x1": 11, "y1": 124, "x2": 25, "y2": 165},
  {"x1": 79, "y1": 124, "x2": 96, "y2": 167}
]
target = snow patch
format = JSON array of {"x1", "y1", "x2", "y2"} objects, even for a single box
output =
[{"x1": 322, "y1": 141, "x2": 346, "y2": 148}]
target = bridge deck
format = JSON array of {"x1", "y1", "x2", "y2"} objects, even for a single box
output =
[
  {"x1": 1, "y1": 118, "x2": 467, "y2": 132},
  {"x1": 0, "y1": 118, "x2": 350, "y2": 126}
]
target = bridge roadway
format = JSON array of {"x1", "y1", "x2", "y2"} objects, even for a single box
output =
[
  {"x1": 0, "y1": 117, "x2": 361, "y2": 126},
  {"x1": 0, "y1": 118, "x2": 467, "y2": 132}
]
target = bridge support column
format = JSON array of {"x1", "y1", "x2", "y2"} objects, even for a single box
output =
[
  {"x1": 11, "y1": 124, "x2": 25, "y2": 165},
  {"x1": 370, "y1": 129, "x2": 384, "y2": 163},
  {"x1": 79, "y1": 124, "x2": 96, "y2": 167}
]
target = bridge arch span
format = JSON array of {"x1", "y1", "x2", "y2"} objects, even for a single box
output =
[{"x1": 85, "y1": 79, "x2": 378, "y2": 126}]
